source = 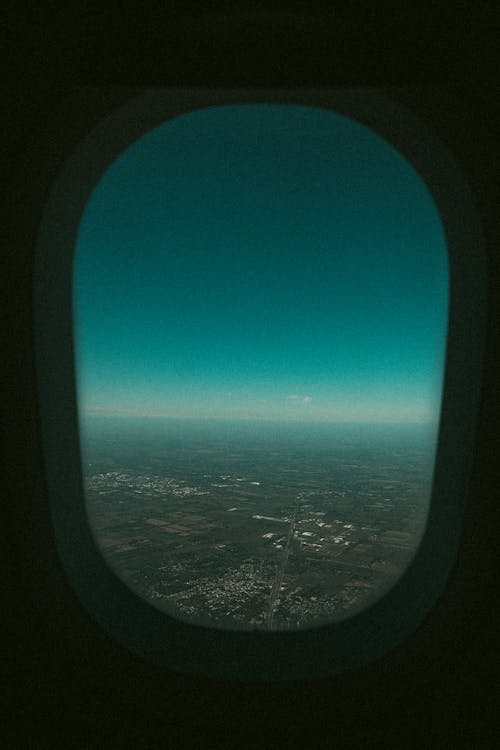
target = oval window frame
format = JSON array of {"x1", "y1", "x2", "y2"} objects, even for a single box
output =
[{"x1": 33, "y1": 88, "x2": 487, "y2": 681}]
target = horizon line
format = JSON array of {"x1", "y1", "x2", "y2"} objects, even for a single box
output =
[{"x1": 80, "y1": 412, "x2": 438, "y2": 427}]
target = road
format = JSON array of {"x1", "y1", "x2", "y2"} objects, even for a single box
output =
[{"x1": 266, "y1": 496, "x2": 300, "y2": 629}]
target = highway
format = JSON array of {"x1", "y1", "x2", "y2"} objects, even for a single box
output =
[{"x1": 266, "y1": 496, "x2": 300, "y2": 629}]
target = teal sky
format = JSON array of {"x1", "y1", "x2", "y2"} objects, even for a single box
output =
[{"x1": 73, "y1": 103, "x2": 448, "y2": 424}]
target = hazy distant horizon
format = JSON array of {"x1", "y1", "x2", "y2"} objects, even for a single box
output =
[
  {"x1": 79, "y1": 413, "x2": 440, "y2": 453},
  {"x1": 80, "y1": 411, "x2": 438, "y2": 427}
]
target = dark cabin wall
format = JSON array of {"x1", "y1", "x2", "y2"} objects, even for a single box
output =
[{"x1": 2, "y1": 6, "x2": 498, "y2": 748}]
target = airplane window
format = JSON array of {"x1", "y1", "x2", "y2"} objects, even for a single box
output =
[{"x1": 72, "y1": 102, "x2": 448, "y2": 632}]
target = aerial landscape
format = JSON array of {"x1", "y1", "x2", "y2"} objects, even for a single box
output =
[{"x1": 82, "y1": 418, "x2": 435, "y2": 630}]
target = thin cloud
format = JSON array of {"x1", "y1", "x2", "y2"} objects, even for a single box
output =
[{"x1": 286, "y1": 394, "x2": 313, "y2": 404}]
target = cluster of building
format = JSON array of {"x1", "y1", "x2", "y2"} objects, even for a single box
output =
[{"x1": 85, "y1": 470, "x2": 209, "y2": 497}]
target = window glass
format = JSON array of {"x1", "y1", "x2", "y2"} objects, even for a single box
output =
[{"x1": 74, "y1": 104, "x2": 448, "y2": 630}]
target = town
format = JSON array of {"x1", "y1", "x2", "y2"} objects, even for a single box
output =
[{"x1": 83, "y1": 423, "x2": 433, "y2": 630}]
